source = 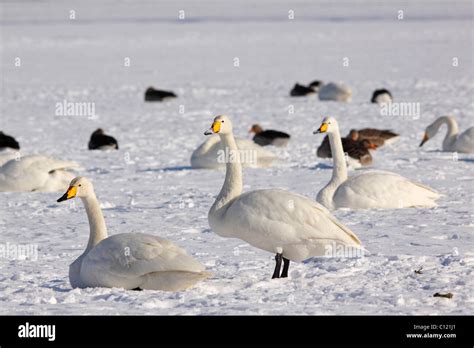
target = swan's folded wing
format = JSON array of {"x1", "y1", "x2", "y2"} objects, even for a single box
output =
[
  {"x1": 226, "y1": 189, "x2": 361, "y2": 247},
  {"x1": 1, "y1": 155, "x2": 78, "y2": 177},
  {"x1": 84, "y1": 233, "x2": 206, "y2": 279}
]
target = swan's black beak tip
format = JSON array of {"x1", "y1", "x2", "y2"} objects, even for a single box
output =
[{"x1": 57, "y1": 193, "x2": 68, "y2": 203}]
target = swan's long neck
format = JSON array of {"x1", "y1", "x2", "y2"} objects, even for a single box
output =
[
  {"x1": 433, "y1": 116, "x2": 459, "y2": 150},
  {"x1": 81, "y1": 193, "x2": 108, "y2": 253},
  {"x1": 211, "y1": 133, "x2": 243, "y2": 212},
  {"x1": 317, "y1": 126, "x2": 348, "y2": 208}
]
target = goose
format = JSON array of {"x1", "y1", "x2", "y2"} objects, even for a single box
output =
[
  {"x1": 290, "y1": 83, "x2": 316, "y2": 97},
  {"x1": 420, "y1": 116, "x2": 474, "y2": 153},
  {"x1": 317, "y1": 135, "x2": 376, "y2": 167},
  {"x1": 319, "y1": 82, "x2": 352, "y2": 102},
  {"x1": 314, "y1": 117, "x2": 440, "y2": 210},
  {"x1": 191, "y1": 135, "x2": 277, "y2": 169},
  {"x1": 0, "y1": 131, "x2": 20, "y2": 150},
  {"x1": 88, "y1": 128, "x2": 119, "y2": 150},
  {"x1": 371, "y1": 89, "x2": 393, "y2": 104},
  {"x1": 205, "y1": 115, "x2": 362, "y2": 279},
  {"x1": 348, "y1": 128, "x2": 399, "y2": 147},
  {"x1": 249, "y1": 124, "x2": 291, "y2": 147},
  {"x1": 0, "y1": 155, "x2": 79, "y2": 192},
  {"x1": 144, "y1": 87, "x2": 177, "y2": 102},
  {"x1": 56, "y1": 177, "x2": 210, "y2": 291}
]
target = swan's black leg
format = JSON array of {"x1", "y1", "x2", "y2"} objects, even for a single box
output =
[
  {"x1": 281, "y1": 257, "x2": 290, "y2": 278},
  {"x1": 272, "y1": 253, "x2": 283, "y2": 279},
  {"x1": 132, "y1": 287, "x2": 143, "y2": 291}
]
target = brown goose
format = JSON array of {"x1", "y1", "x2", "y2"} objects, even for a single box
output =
[
  {"x1": 317, "y1": 136, "x2": 376, "y2": 166},
  {"x1": 249, "y1": 124, "x2": 291, "y2": 147},
  {"x1": 348, "y1": 128, "x2": 399, "y2": 147}
]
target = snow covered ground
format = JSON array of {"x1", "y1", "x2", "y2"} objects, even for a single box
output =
[{"x1": 0, "y1": 0, "x2": 473, "y2": 314}]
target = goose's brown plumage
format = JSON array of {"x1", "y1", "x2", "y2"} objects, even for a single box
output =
[
  {"x1": 348, "y1": 128, "x2": 399, "y2": 147},
  {"x1": 317, "y1": 136, "x2": 375, "y2": 166}
]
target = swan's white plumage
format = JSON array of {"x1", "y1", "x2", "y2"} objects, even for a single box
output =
[
  {"x1": 61, "y1": 177, "x2": 209, "y2": 291},
  {"x1": 210, "y1": 189, "x2": 361, "y2": 261},
  {"x1": 191, "y1": 135, "x2": 277, "y2": 169},
  {"x1": 422, "y1": 116, "x2": 474, "y2": 153},
  {"x1": 206, "y1": 115, "x2": 361, "y2": 267},
  {"x1": 330, "y1": 170, "x2": 440, "y2": 209},
  {"x1": 316, "y1": 117, "x2": 440, "y2": 210},
  {"x1": 0, "y1": 155, "x2": 78, "y2": 192},
  {"x1": 318, "y1": 82, "x2": 352, "y2": 102},
  {"x1": 76, "y1": 233, "x2": 209, "y2": 291}
]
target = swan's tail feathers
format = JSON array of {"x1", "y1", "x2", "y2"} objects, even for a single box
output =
[{"x1": 140, "y1": 270, "x2": 211, "y2": 291}]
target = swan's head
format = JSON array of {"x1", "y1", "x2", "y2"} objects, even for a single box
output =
[
  {"x1": 204, "y1": 115, "x2": 233, "y2": 136},
  {"x1": 420, "y1": 124, "x2": 437, "y2": 147},
  {"x1": 57, "y1": 177, "x2": 94, "y2": 202},
  {"x1": 313, "y1": 116, "x2": 338, "y2": 135}
]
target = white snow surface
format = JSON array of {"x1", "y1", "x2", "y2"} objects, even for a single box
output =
[{"x1": 0, "y1": 0, "x2": 473, "y2": 315}]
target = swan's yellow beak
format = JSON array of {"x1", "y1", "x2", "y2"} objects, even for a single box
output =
[
  {"x1": 419, "y1": 133, "x2": 429, "y2": 147},
  {"x1": 314, "y1": 123, "x2": 328, "y2": 134},
  {"x1": 204, "y1": 121, "x2": 221, "y2": 135},
  {"x1": 57, "y1": 186, "x2": 77, "y2": 202}
]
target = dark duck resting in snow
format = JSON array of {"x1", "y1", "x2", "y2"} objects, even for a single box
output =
[
  {"x1": 0, "y1": 131, "x2": 20, "y2": 150},
  {"x1": 317, "y1": 135, "x2": 376, "y2": 166},
  {"x1": 88, "y1": 129, "x2": 119, "y2": 150},
  {"x1": 249, "y1": 124, "x2": 291, "y2": 147},
  {"x1": 290, "y1": 83, "x2": 316, "y2": 97},
  {"x1": 144, "y1": 87, "x2": 177, "y2": 102},
  {"x1": 371, "y1": 89, "x2": 393, "y2": 104}
]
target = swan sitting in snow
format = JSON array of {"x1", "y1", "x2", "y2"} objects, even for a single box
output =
[
  {"x1": 314, "y1": 117, "x2": 440, "y2": 210},
  {"x1": 57, "y1": 177, "x2": 210, "y2": 291},
  {"x1": 191, "y1": 135, "x2": 277, "y2": 169},
  {"x1": 205, "y1": 115, "x2": 362, "y2": 279},
  {"x1": 420, "y1": 116, "x2": 474, "y2": 153},
  {"x1": 0, "y1": 154, "x2": 78, "y2": 192},
  {"x1": 318, "y1": 82, "x2": 352, "y2": 102}
]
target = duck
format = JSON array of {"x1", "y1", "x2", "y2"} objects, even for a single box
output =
[
  {"x1": 348, "y1": 128, "x2": 399, "y2": 147},
  {"x1": 191, "y1": 135, "x2": 277, "y2": 169},
  {"x1": 0, "y1": 131, "x2": 20, "y2": 150},
  {"x1": 249, "y1": 124, "x2": 291, "y2": 147},
  {"x1": 56, "y1": 177, "x2": 210, "y2": 291},
  {"x1": 0, "y1": 154, "x2": 79, "y2": 192},
  {"x1": 420, "y1": 116, "x2": 474, "y2": 153},
  {"x1": 290, "y1": 83, "x2": 316, "y2": 97},
  {"x1": 371, "y1": 89, "x2": 393, "y2": 104},
  {"x1": 314, "y1": 117, "x2": 440, "y2": 210},
  {"x1": 144, "y1": 87, "x2": 177, "y2": 102},
  {"x1": 317, "y1": 135, "x2": 376, "y2": 167},
  {"x1": 319, "y1": 82, "x2": 352, "y2": 102},
  {"x1": 88, "y1": 128, "x2": 119, "y2": 150},
  {"x1": 205, "y1": 115, "x2": 362, "y2": 279}
]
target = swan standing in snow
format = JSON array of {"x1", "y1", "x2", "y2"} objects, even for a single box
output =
[
  {"x1": 57, "y1": 177, "x2": 210, "y2": 291},
  {"x1": 191, "y1": 135, "x2": 277, "y2": 169},
  {"x1": 420, "y1": 116, "x2": 474, "y2": 153},
  {"x1": 0, "y1": 154, "x2": 78, "y2": 192},
  {"x1": 314, "y1": 117, "x2": 440, "y2": 210},
  {"x1": 205, "y1": 115, "x2": 362, "y2": 279}
]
